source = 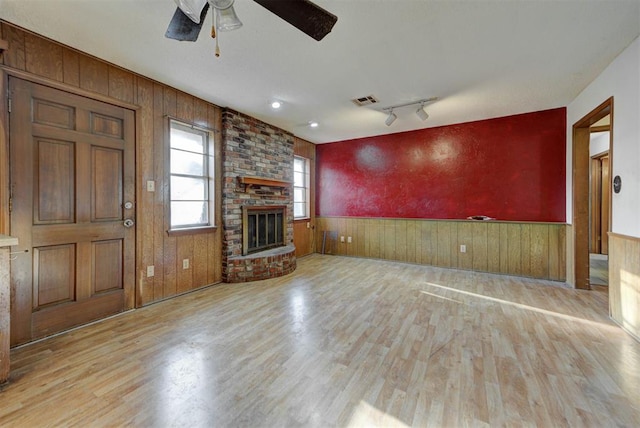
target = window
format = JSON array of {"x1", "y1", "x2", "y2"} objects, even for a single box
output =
[
  {"x1": 293, "y1": 156, "x2": 310, "y2": 219},
  {"x1": 169, "y1": 119, "x2": 214, "y2": 230}
]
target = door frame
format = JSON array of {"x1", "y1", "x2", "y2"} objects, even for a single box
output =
[
  {"x1": 572, "y1": 97, "x2": 613, "y2": 289},
  {"x1": 0, "y1": 67, "x2": 141, "y2": 309}
]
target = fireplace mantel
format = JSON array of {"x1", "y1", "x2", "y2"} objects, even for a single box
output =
[{"x1": 238, "y1": 176, "x2": 290, "y2": 190}]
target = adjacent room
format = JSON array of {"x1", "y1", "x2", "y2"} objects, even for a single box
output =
[{"x1": 0, "y1": 0, "x2": 639, "y2": 426}]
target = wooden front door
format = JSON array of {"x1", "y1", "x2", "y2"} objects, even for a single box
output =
[{"x1": 9, "y1": 77, "x2": 135, "y2": 345}]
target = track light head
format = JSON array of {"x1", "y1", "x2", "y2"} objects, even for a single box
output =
[
  {"x1": 416, "y1": 105, "x2": 429, "y2": 121},
  {"x1": 385, "y1": 110, "x2": 397, "y2": 126},
  {"x1": 380, "y1": 97, "x2": 437, "y2": 126}
]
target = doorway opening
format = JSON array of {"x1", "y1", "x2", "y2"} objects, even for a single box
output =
[{"x1": 572, "y1": 98, "x2": 613, "y2": 289}]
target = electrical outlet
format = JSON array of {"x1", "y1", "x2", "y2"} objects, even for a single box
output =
[
  {"x1": 147, "y1": 180, "x2": 155, "y2": 192},
  {"x1": 183, "y1": 259, "x2": 190, "y2": 269},
  {"x1": 340, "y1": 236, "x2": 345, "y2": 243},
  {"x1": 347, "y1": 236, "x2": 352, "y2": 243},
  {"x1": 147, "y1": 265, "x2": 155, "y2": 277},
  {"x1": 460, "y1": 244, "x2": 466, "y2": 253}
]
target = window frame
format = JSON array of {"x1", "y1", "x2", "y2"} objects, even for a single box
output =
[
  {"x1": 293, "y1": 155, "x2": 311, "y2": 220},
  {"x1": 167, "y1": 118, "x2": 216, "y2": 235}
]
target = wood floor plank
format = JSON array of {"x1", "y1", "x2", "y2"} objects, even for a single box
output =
[{"x1": 2, "y1": 255, "x2": 639, "y2": 427}]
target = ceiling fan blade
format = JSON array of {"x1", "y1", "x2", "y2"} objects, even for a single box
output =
[
  {"x1": 165, "y1": 3, "x2": 210, "y2": 41},
  {"x1": 252, "y1": 0, "x2": 338, "y2": 41}
]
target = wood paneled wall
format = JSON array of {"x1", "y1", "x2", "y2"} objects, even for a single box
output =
[
  {"x1": 317, "y1": 217, "x2": 567, "y2": 281},
  {"x1": 292, "y1": 138, "x2": 316, "y2": 257},
  {"x1": 609, "y1": 232, "x2": 640, "y2": 341},
  {"x1": 0, "y1": 22, "x2": 223, "y2": 306}
]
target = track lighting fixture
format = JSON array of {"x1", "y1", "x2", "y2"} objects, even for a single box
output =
[
  {"x1": 416, "y1": 104, "x2": 429, "y2": 121},
  {"x1": 381, "y1": 97, "x2": 438, "y2": 126},
  {"x1": 385, "y1": 110, "x2": 397, "y2": 126}
]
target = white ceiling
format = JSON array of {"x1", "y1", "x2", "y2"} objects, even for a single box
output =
[{"x1": 1, "y1": 0, "x2": 639, "y2": 143}]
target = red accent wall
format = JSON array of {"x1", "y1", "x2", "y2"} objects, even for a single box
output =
[{"x1": 316, "y1": 108, "x2": 566, "y2": 222}]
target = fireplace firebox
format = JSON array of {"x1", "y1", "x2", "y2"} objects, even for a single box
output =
[{"x1": 242, "y1": 206, "x2": 286, "y2": 256}]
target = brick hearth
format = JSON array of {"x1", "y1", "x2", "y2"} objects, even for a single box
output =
[{"x1": 225, "y1": 245, "x2": 296, "y2": 283}]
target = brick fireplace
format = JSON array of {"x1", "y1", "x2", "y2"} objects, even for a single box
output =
[{"x1": 221, "y1": 109, "x2": 296, "y2": 282}]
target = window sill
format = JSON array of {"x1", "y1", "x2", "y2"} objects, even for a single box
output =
[
  {"x1": 294, "y1": 217, "x2": 311, "y2": 222},
  {"x1": 167, "y1": 226, "x2": 217, "y2": 237}
]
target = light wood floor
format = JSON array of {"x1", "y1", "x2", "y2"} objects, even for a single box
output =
[{"x1": 1, "y1": 255, "x2": 639, "y2": 427}]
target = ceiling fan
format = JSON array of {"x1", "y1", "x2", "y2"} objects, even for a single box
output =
[{"x1": 166, "y1": 0, "x2": 338, "y2": 44}]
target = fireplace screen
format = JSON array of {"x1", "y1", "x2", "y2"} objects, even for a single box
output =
[{"x1": 242, "y1": 206, "x2": 286, "y2": 255}]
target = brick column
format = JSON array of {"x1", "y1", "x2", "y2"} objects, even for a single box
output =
[{"x1": 221, "y1": 109, "x2": 296, "y2": 282}]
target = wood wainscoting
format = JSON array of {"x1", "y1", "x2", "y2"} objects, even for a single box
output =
[
  {"x1": 316, "y1": 217, "x2": 567, "y2": 281},
  {"x1": 293, "y1": 220, "x2": 314, "y2": 257},
  {"x1": 0, "y1": 22, "x2": 223, "y2": 307},
  {"x1": 609, "y1": 232, "x2": 640, "y2": 341}
]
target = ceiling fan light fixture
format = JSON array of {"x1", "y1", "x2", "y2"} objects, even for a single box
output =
[
  {"x1": 385, "y1": 110, "x2": 397, "y2": 126},
  {"x1": 209, "y1": 0, "x2": 233, "y2": 8},
  {"x1": 215, "y1": 4, "x2": 242, "y2": 31},
  {"x1": 416, "y1": 104, "x2": 429, "y2": 121},
  {"x1": 175, "y1": 0, "x2": 208, "y2": 23},
  {"x1": 167, "y1": 0, "x2": 338, "y2": 42}
]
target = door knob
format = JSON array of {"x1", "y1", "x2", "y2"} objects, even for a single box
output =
[
  {"x1": 123, "y1": 219, "x2": 135, "y2": 228},
  {"x1": 124, "y1": 201, "x2": 134, "y2": 209}
]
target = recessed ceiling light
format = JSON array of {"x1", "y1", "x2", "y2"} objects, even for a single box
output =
[
  {"x1": 309, "y1": 121, "x2": 319, "y2": 128},
  {"x1": 271, "y1": 101, "x2": 282, "y2": 109}
]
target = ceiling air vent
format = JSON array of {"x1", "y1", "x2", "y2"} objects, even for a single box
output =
[{"x1": 351, "y1": 95, "x2": 379, "y2": 107}]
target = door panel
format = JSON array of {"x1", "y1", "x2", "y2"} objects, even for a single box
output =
[
  {"x1": 32, "y1": 98, "x2": 76, "y2": 129},
  {"x1": 91, "y1": 112, "x2": 124, "y2": 138},
  {"x1": 589, "y1": 153, "x2": 610, "y2": 255},
  {"x1": 35, "y1": 139, "x2": 75, "y2": 224},
  {"x1": 92, "y1": 147, "x2": 123, "y2": 221},
  {"x1": 93, "y1": 240, "x2": 123, "y2": 293},
  {"x1": 589, "y1": 158, "x2": 601, "y2": 254},
  {"x1": 9, "y1": 77, "x2": 135, "y2": 345},
  {"x1": 33, "y1": 244, "x2": 76, "y2": 308},
  {"x1": 600, "y1": 155, "x2": 610, "y2": 255}
]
